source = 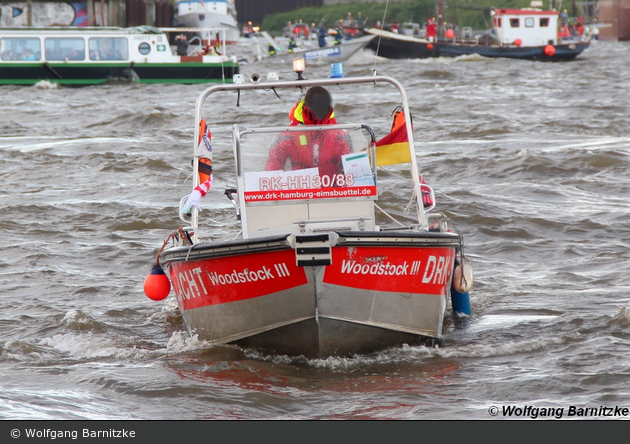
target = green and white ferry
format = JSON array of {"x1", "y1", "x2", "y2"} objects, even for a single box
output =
[{"x1": 0, "y1": 25, "x2": 239, "y2": 86}]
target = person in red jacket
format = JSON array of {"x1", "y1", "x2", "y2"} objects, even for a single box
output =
[
  {"x1": 266, "y1": 86, "x2": 351, "y2": 182},
  {"x1": 426, "y1": 17, "x2": 437, "y2": 42}
]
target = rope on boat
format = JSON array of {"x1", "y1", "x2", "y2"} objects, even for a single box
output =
[
  {"x1": 371, "y1": 0, "x2": 390, "y2": 75},
  {"x1": 154, "y1": 226, "x2": 193, "y2": 266},
  {"x1": 441, "y1": 217, "x2": 470, "y2": 291},
  {"x1": 374, "y1": 203, "x2": 406, "y2": 227},
  {"x1": 154, "y1": 232, "x2": 174, "y2": 266}
]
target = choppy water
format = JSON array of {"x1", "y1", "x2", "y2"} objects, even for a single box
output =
[{"x1": 2, "y1": 39, "x2": 630, "y2": 421}]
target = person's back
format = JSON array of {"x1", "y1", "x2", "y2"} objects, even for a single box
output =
[
  {"x1": 318, "y1": 26, "x2": 328, "y2": 48},
  {"x1": 288, "y1": 36, "x2": 297, "y2": 53},
  {"x1": 334, "y1": 28, "x2": 343, "y2": 45}
]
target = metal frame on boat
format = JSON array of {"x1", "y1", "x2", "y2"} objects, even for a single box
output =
[
  {"x1": 144, "y1": 67, "x2": 473, "y2": 358},
  {"x1": 0, "y1": 26, "x2": 239, "y2": 85}
]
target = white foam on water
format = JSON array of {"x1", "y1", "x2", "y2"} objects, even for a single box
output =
[{"x1": 34, "y1": 80, "x2": 59, "y2": 90}]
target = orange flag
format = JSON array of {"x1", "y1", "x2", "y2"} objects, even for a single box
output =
[
  {"x1": 375, "y1": 122, "x2": 412, "y2": 166},
  {"x1": 197, "y1": 119, "x2": 213, "y2": 183}
]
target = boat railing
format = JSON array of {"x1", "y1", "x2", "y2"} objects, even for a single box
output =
[
  {"x1": 187, "y1": 36, "x2": 203, "y2": 56},
  {"x1": 185, "y1": 75, "x2": 429, "y2": 243}
]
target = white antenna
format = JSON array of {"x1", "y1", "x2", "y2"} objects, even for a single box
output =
[{"x1": 371, "y1": 0, "x2": 391, "y2": 75}]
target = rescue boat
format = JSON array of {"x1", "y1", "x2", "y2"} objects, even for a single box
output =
[{"x1": 144, "y1": 61, "x2": 473, "y2": 358}]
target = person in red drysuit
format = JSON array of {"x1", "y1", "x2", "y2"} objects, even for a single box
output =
[{"x1": 265, "y1": 86, "x2": 351, "y2": 181}]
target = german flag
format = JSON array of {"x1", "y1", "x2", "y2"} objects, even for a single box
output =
[{"x1": 375, "y1": 122, "x2": 412, "y2": 166}]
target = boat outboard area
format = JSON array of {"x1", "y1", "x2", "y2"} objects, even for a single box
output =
[
  {"x1": 0, "y1": 25, "x2": 240, "y2": 85},
  {"x1": 143, "y1": 62, "x2": 474, "y2": 359}
]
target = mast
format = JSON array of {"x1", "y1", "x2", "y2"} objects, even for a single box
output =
[{"x1": 437, "y1": 0, "x2": 444, "y2": 38}]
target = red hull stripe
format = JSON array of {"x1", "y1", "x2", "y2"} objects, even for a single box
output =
[
  {"x1": 169, "y1": 246, "x2": 455, "y2": 311},
  {"x1": 323, "y1": 246, "x2": 456, "y2": 295},
  {"x1": 169, "y1": 249, "x2": 308, "y2": 310}
]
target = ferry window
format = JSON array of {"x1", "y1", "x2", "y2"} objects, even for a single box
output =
[
  {"x1": 540, "y1": 18, "x2": 549, "y2": 27},
  {"x1": 1, "y1": 38, "x2": 41, "y2": 61},
  {"x1": 510, "y1": 18, "x2": 520, "y2": 28},
  {"x1": 45, "y1": 38, "x2": 85, "y2": 61},
  {"x1": 525, "y1": 18, "x2": 535, "y2": 27},
  {"x1": 138, "y1": 42, "x2": 151, "y2": 55},
  {"x1": 89, "y1": 38, "x2": 128, "y2": 60}
]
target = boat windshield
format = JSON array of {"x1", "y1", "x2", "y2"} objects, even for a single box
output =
[{"x1": 234, "y1": 124, "x2": 377, "y2": 204}]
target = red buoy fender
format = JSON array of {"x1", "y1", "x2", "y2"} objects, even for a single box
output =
[
  {"x1": 514, "y1": 38, "x2": 522, "y2": 47},
  {"x1": 544, "y1": 45, "x2": 556, "y2": 57},
  {"x1": 427, "y1": 43, "x2": 434, "y2": 50},
  {"x1": 144, "y1": 264, "x2": 171, "y2": 301}
]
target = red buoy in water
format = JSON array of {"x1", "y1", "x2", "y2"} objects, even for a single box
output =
[
  {"x1": 514, "y1": 38, "x2": 522, "y2": 47},
  {"x1": 144, "y1": 264, "x2": 171, "y2": 301},
  {"x1": 544, "y1": 45, "x2": 556, "y2": 57}
]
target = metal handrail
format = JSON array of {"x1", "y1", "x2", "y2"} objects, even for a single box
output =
[{"x1": 188, "y1": 75, "x2": 426, "y2": 239}]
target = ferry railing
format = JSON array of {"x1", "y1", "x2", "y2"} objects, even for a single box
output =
[
  {"x1": 159, "y1": 27, "x2": 229, "y2": 58},
  {"x1": 187, "y1": 36, "x2": 203, "y2": 56}
]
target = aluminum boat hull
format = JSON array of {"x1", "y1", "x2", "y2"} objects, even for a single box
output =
[{"x1": 161, "y1": 231, "x2": 460, "y2": 358}]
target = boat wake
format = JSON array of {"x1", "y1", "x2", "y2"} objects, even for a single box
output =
[{"x1": 34, "y1": 80, "x2": 59, "y2": 90}]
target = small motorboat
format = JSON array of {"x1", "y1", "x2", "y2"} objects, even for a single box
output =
[
  {"x1": 254, "y1": 32, "x2": 375, "y2": 63},
  {"x1": 296, "y1": 34, "x2": 376, "y2": 63},
  {"x1": 144, "y1": 60, "x2": 473, "y2": 358}
]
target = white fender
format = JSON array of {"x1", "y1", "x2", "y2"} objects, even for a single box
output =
[{"x1": 453, "y1": 263, "x2": 473, "y2": 293}]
